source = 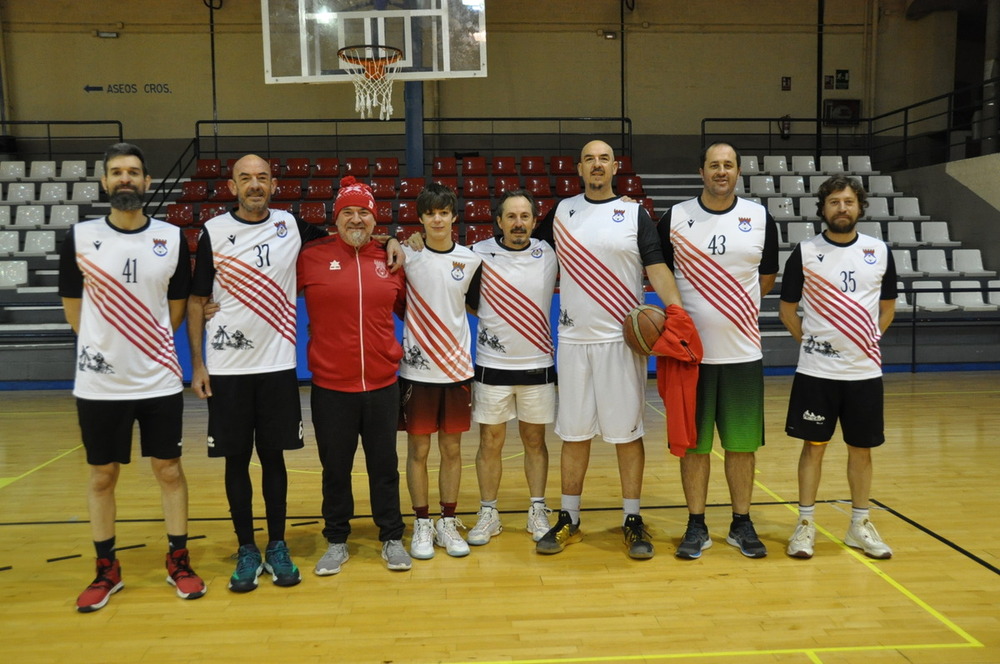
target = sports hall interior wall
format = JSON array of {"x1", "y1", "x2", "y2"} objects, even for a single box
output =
[{"x1": 0, "y1": 0, "x2": 957, "y2": 175}]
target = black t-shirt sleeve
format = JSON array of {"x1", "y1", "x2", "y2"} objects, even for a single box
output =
[
  {"x1": 760, "y1": 212, "x2": 780, "y2": 275},
  {"x1": 167, "y1": 228, "x2": 192, "y2": 299},
  {"x1": 57, "y1": 226, "x2": 83, "y2": 298},
  {"x1": 779, "y1": 244, "x2": 805, "y2": 303},
  {"x1": 535, "y1": 204, "x2": 556, "y2": 246},
  {"x1": 189, "y1": 229, "x2": 215, "y2": 297},
  {"x1": 297, "y1": 216, "x2": 328, "y2": 244},
  {"x1": 637, "y1": 206, "x2": 664, "y2": 266},
  {"x1": 465, "y1": 264, "x2": 483, "y2": 310},
  {"x1": 657, "y1": 207, "x2": 675, "y2": 272},
  {"x1": 881, "y1": 247, "x2": 898, "y2": 300}
]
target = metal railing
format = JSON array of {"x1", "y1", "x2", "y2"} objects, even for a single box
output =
[{"x1": 0, "y1": 120, "x2": 124, "y2": 161}]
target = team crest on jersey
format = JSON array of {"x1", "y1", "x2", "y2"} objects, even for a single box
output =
[
  {"x1": 152, "y1": 238, "x2": 168, "y2": 256},
  {"x1": 738, "y1": 217, "x2": 752, "y2": 232},
  {"x1": 531, "y1": 247, "x2": 543, "y2": 259},
  {"x1": 611, "y1": 209, "x2": 626, "y2": 223},
  {"x1": 863, "y1": 248, "x2": 877, "y2": 264},
  {"x1": 374, "y1": 259, "x2": 389, "y2": 278},
  {"x1": 451, "y1": 261, "x2": 467, "y2": 280},
  {"x1": 274, "y1": 220, "x2": 288, "y2": 238}
]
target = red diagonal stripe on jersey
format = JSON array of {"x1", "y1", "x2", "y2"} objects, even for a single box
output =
[
  {"x1": 481, "y1": 262, "x2": 553, "y2": 355},
  {"x1": 554, "y1": 219, "x2": 639, "y2": 322},
  {"x1": 213, "y1": 252, "x2": 297, "y2": 345},
  {"x1": 671, "y1": 230, "x2": 761, "y2": 349},
  {"x1": 802, "y1": 267, "x2": 882, "y2": 366},
  {"x1": 407, "y1": 286, "x2": 472, "y2": 381},
  {"x1": 79, "y1": 255, "x2": 181, "y2": 378}
]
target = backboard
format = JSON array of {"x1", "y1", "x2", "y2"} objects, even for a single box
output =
[{"x1": 261, "y1": 0, "x2": 487, "y2": 84}]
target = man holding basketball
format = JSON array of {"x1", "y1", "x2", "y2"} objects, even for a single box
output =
[
  {"x1": 657, "y1": 142, "x2": 779, "y2": 560},
  {"x1": 535, "y1": 139, "x2": 683, "y2": 559}
]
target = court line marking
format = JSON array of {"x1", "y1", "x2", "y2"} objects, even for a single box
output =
[{"x1": 0, "y1": 445, "x2": 81, "y2": 490}]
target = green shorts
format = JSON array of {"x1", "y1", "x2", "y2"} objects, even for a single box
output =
[{"x1": 692, "y1": 360, "x2": 765, "y2": 454}]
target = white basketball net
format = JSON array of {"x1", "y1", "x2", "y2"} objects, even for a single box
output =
[{"x1": 338, "y1": 45, "x2": 402, "y2": 121}]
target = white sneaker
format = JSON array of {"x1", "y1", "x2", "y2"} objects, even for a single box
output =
[
  {"x1": 845, "y1": 519, "x2": 893, "y2": 559},
  {"x1": 526, "y1": 502, "x2": 552, "y2": 542},
  {"x1": 434, "y1": 517, "x2": 470, "y2": 557},
  {"x1": 410, "y1": 518, "x2": 435, "y2": 560},
  {"x1": 467, "y1": 507, "x2": 502, "y2": 546},
  {"x1": 786, "y1": 518, "x2": 816, "y2": 559}
]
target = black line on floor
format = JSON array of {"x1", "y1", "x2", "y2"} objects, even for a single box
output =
[
  {"x1": 291, "y1": 521, "x2": 319, "y2": 527},
  {"x1": 872, "y1": 498, "x2": 1000, "y2": 576},
  {"x1": 0, "y1": 565, "x2": 11, "y2": 571},
  {"x1": 47, "y1": 554, "x2": 81, "y2": 562},
  {"x1": 115, "y1": 543, "x2": 146, "y2": 552}
]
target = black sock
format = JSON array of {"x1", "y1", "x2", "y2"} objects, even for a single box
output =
[
  {"x1": 731, "y1": 512, "x2": 751, "y2": 528},
  {"x1": 95, "y1": 537, "x2": 116, "y2": 561},
  {"x1": 167, "y1": 534, "x2": 188, "y2": 552},
  {"x1": 687, "y1": 513, "x2": 706, "y2": 527}
]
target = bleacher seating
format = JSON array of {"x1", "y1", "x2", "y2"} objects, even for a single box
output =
[
  {"x1": 0, "y1": 162, "x2": 26, "y2": 181},
  {"x1": 913, "y1": 280, "x2": 958, "y2": 312},
  {"x1": 463, "y1": 177, "x2": 490, "y2": 198},
  {"x1": 273, "y1": 181, "x2": 303, "y2": 201},
  {"x1": 892, "y1": 249, "x2": 924, "y2": 277},
  {"x1": 166, "y1": 203, "x2": 195, "y2": 227},
  {"x1": 524, "y1": 176, "x2": 552, "y2": 198},
  {"x1": 0, "y1": 260, "x2": 28, "y2": 287},
  {"x1": 345, "y1": 158, "x2": 370, "y2": 178},
  {"x1": 549, "y1": 156, "x2": 576, "y2": 175},
  {"x1": 27, "y1": 161, "x2": 56, "y2": 182},
  {"x1": 299, "y1": 202, "x2": 328, "y2": 225},
  {"x1": 369, "y1": 178, "x2": 397, "y2": 200},
  {"x1": 48, "y1": 205, "x2": 79, "y2": 227},
  {"x1": 432, "y1": 157, "x2": 457, "y2": 176},
  {"x1": 397, "y1": 201, "x2": 418, "y2": 224},
  {"x1": 856, "y1": 221, "x2": 883, "y2": 240},
  {"x1": 554, "y1": 176, "x2": 581, "y2": 198},
  {"x1": 868, "y1": 175, "x2": 899, "y2": 197},
  {"x1": 894, "y1": 197, "x2": 930, "y2": 220},
  {"x1": 887, "y1": 221, "x2": 921, "y2": 247},
  {"x1": 791, "y1": 156, "x2": 817, "y2": 175},
  {"x1": 193, "y1": 159, "x2": 221, "y2": 179},
  {"x1": 615, "y1": 155, "x2": 635, "y2": 175},
  {"x1": 284, "y1": 158, "x2": 311, "y2": 178},
  {"x1": 949, "y1": 280, "x2": 998, "y2": 312},
  {"x1": 398, "y1": 177, "x2": 425, "y2": 199},
  {"x1": 749, "y1": 176, "x2": 776, "y2": 197},
  {"x1": 178, "y1": 181, "x2": 208, "y2": 202},
  {"x1": 208, "y1": 180, "x2": 236, "y2": 202},
  {"x1": 819, "y1": 156, "x2": 844, "y2": 174},
  {"x1": 616, "y1": 175, "x2": 644, "y2": 196},
  {"x1": 374, "y1": 157, "x2": 399, "y2": 177},
  {"x1": 493, "y1": 176, "x2": 520, "y2": 198},
  {"x1": 762, "y1": 156, "x2": 788, "y2": 175},
  {"x1": 741, "y1": 156, "x2": 760, "y2": 175},
  {"x1": 786, "y1": 222, "x2": 816, "y2": 245},
  {"x1": 20, "y1": 231, "x2": 55, "y2": 255},
  {"x1": 461, "y1": 157, "x2": 487, "y2": 176},
  {"x1": 465, "y1": 224, "x2": 495, "y2": 245},
  {"x1": 866, "y1": 197, "x2": 895, "y2": 220},
  {"x1": 779, "y1": 176, "x2": 806, "y2": 196},
  {"x1": 952, "y1": 249, "x2": 996, "y2": 277},
  {"x1": 916, "y1": 249, "x2": 959, "y2": 278},
  {"x1": 535, "y1": 198, "x2": 555, "y2": 220},
  {"x1": 0, "y1": 231, "x2": 17, "y2": 254},
  {"x1": 305, "y1": 179, "x2": 334, "y2": 200},
  {"x1": 14, "y1": 206, "x2": 44, "y2": 227},
  {"x1": 315, "y1": 158, "x2": 340, "y2": 177},
  {"x1": 38, "y1": 182, "x2": 66, "y2": 204},
  {"x1": 920, "y1": 221, "x2": 959, "y2": 247},
  {"x1": 464, "y1": 200, "x2": 493, "y2": 222},
  {"x1": 520, "y1": 156, "x2": 547, "y2": 175},
  {"x1": 58, "y1": 160, "x2": 88, "y2": 181},
  {"x1": 767, "y1": 197, "x2": 796, "y2": 220},
  {"x1": 375, "y1": 200, "x2": 393, "y2": 223},
  {"x1": 491, "y1": 157, "x2": 516, "y2": 175},
  {"x1": 6, "y1": 183, "x2": 34, "y2": 203},
  {"x1": 848, "y1": 155, "x2": 877, "y2": 175}
]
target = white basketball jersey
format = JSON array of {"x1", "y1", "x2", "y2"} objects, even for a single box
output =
[
  {"x1": 792, "y1": 233, "x2": 890, "y2": 379},
  {"x1": 70, "y1": 218, "x2": 185, "y2": 400},
  {"x1": 668, "y1": 197, "x2": 769, "y2": 363},
  {"x1": 200, "y1": 210, "x2": 301, "y2": 374},
  {"x1": 471, "y1": 237, "x2": 557, "y2": 370},
  {"x1": 554, "y1": 195, "x2": 645, "y2": 344},
  {"x1": 400, "y1": 243, "x2": 482, "y2": 383}
]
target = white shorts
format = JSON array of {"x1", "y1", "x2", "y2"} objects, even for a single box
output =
[
  {"x1": 554, "y1": 341, "x2": 645, "y2": 444},
  {"x1": 472, "y1": 382, "x2": 556, "y2": 426}
]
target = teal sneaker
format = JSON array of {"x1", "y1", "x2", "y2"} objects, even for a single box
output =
[
  {"x1": 264, "y1": 540, "x2": 302, "y2": 587},
  {"x1": 228, "y1": 544, "x2": 263, "y2": 593}
]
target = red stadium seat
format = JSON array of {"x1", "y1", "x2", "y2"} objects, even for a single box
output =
[
  {"x1": 270, "y1": 202, "x2": 293, "y2": 212},
  {"x1": 524, "y1": 176, "x2": 552, "y2": 198},
  {"x1": 464, "y1": 200, "x2": 493, "y2": 222},
  {"x1": 299, "y1": 201, "x2": 328, "y2": 225},
  {"x1": 616, "y1": 175, "x2": 645, "y2": 196},
  {"x1": 432, "y1": 156, "x2": 457, "y2": 176},
  {"x1": 375, "y1": 200, "x2": 393, "y2": 223},
  {"x1": 432, "y1": 176, "x2": 459, "y2": 193},
  {"x1": 550, "y1": 155, "x2": 577, "y2": 175},
  {"x1": 535, "y1": 198, "x2": 555, "y2": 220},
  {"x1": 177, "y1": 181, "x2": 207, "y2": 202},
  {"x1": 374, "y1": 157, "x2": 399, "y2": 177},
  {"x1": 464, "y1": 224, "x2": 495, "y2": 245},
  {"x1": 370, "y1": 178, "x2": 397, "y2": 199},
  {"x1": 555, "y1": 176, "x2": 582, "y2": 197},
  {"x1": 397, "y1": 200, "x2": 419, "y2": 223},
  {"x1": 373, "y1": 224, "x2": 390, "y2": 237},
  {"x1": 398, "y1": 177, "x2": 426, "y2": 199},
  {"x1": 192, "y1": 159, "x2": 221, "y2": 179},
  {"x1": 461, "y1": 156, "x2": 487, "y2": 176},
  {"x1": 463, "y1": 176, "x2": 490, "y2": 198},
  {"x1": 268, "y1": 158, "x2": 281, "y2": 177},
  {"x1": 315, "y1": 158, "x2": 340, "y2": 177},
  {"x1": 222, "y1": 158, "x2": 238, "y2": 178},
  {"x1": 182, "y1": 227, "x2": 200, "y2": 253},
  {"x1": 491, "y1": 156, "x2": 517, "y2": 175},
  {"x1": 208, "y1": 180, "x2": 236, "y2": 202},
  {"x1": 494, "y1": 176, "x2": 521, "y2": 198},
  {"x1": 272, "y1": 180, "x2": 303, "y2": 201},
  {"x1": 638, "y1": 197, "x2": 655, "y2": 219},
  {"x1": 395, "y1": 224, "x2": 421, "y2": 242},
  {"x1": 166, "y1": 203, "x2": 195, "y2": 227},
  {"x1": 305, "y1": 179, "x2": 334, "y2": 200},
  {"x1": 284, "y1": 158, "x2": 311, "y2": 178},
  {"x1": 520, "y1": 156, "x2": 547, "y2": 175},
  {"x1": 345, "y1": 157, "x2": 370, "y2": 177},
  {"x1": 199, "y1": 203, "x2": 230, "y2": 224},
  {"x1": 616, "y1": 155, "x2": 635, "y2": 175}
]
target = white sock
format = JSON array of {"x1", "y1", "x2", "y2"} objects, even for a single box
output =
[
  {"x1": 480, "y1": 499, "x2": 498, "y2": 511},
  {"x1": 851, "y1": 507, "x2": 869, "y2": 525},
  {"x1": 798, "y1": 504, "x2": 815, "y2": 521},
  {"x1": 529, "y1": 497, "x2": 546, "y2": 510},
  {"x1": 561, "y1": 494, "x2": 581, "y2": 524},
  {"x1": 622, "y1": 498, "x2": 641, "y2": 525}
]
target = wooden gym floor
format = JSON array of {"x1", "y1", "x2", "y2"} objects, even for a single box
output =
[{"x1": 1, "y1": 371, "x2": 998, "y2": 664}]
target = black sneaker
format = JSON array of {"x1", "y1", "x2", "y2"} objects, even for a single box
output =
[
  {"x1": 264, "y1": 540, "x2": 301, "y2": 587},
  {"x1": 535, "y1": 510, "x2": 582, "y2": 554},
  {"x1": 622, "y1": 514, "x2": 654, "y2": 559},
  {"x1": 675, "y1": 523, "x2": 712, "y2": 559},
  {"x1": 726, "y1": 520, "x2": 768, "y2": 558}
]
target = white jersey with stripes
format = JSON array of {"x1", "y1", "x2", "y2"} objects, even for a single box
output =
[{"x1": 471, "y1": 236, "x2": 557, "y2": 370}]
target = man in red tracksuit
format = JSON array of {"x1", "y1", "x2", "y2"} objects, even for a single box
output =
[{"x1": 297, "y1": 177, "x2": 412, "y2": 575}]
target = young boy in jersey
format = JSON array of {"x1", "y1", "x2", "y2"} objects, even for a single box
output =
[{"x1": 399, "y1": 183, "x2": 482, "y2": 560}]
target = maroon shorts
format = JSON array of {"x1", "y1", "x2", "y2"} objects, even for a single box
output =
[{"x1": 399, "y1": 378, "x2": 472, "y2": 435}]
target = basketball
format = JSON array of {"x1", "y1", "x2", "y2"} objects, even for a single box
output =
[{"x1": 622, "y1": 304, "x2": 666, "y2": 356}]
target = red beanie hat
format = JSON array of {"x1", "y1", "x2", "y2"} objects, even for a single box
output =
[{"x1": 333, "y1": 175, "x2": 376, "y2": 220}]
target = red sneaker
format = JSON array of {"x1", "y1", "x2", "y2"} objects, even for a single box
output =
[
  {"x1": 165, "y1": 548, "x2": 206, "y2": 600},
  {"x1": 76, "y1": 558, "x2": 123, "y2": 613}
]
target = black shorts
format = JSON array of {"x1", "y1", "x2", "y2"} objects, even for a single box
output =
[
  {"x1": 206, "y1": 369, "x2": 304, "y2": 458},
  {"x1": 785, "y1": 373, "x2": 884, "y2": 448},
  {"x1": 77, "y1": 392, "x2": 184, "y2": 465}
]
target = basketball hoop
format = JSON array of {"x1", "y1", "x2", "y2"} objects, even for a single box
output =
[{"x1": 338, "y1": 44, "x2": 403, "y2": 121}]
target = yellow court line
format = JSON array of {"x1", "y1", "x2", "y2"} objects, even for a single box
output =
[
  {"x1": 0, "y1": 445, "x2": 82, "y2": 490},
  {"x1": 643, "y1": 397, "x2": 984, "y2": 653}
]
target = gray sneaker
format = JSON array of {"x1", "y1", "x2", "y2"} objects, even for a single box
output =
[
  {"x1": 314, "y1": 542, "x2": 349, "y2": 576},
  {"x1": 381, "y1": 540, "x2": 412, "y2": 571}
]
